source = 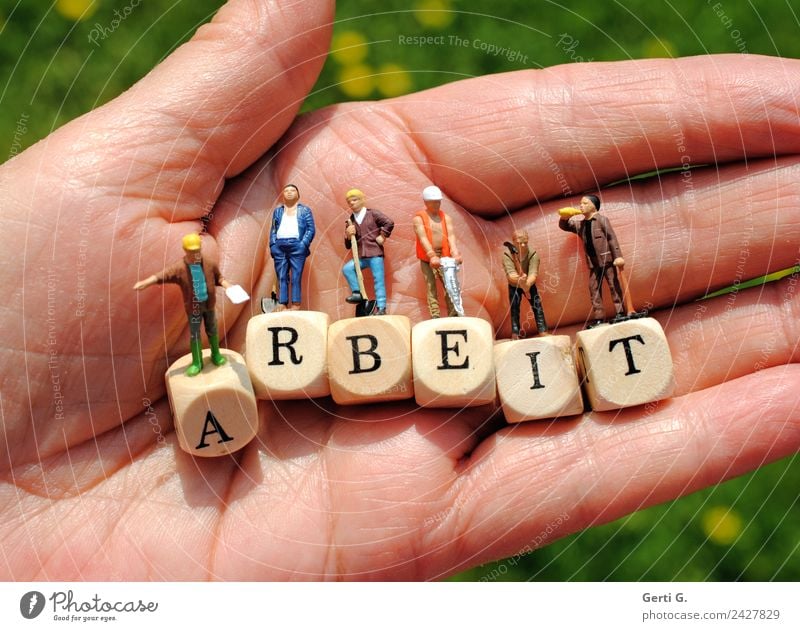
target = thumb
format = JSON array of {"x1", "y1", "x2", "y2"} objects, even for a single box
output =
[
  {"x1": 13, "y1": 0, "x2": 334, "y2": 199},
  {"x1": 116, "y1": 0, "x2": 335, "y2": 178}
]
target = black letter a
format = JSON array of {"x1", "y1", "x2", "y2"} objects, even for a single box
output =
[{"x1": 196, "y1": 411, "x2": 234, "y2": 449}]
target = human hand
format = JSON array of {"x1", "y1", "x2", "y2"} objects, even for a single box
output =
[
  {"x1": 3, "y1": 0, "x2": 799, "y2": 580},
  {"x1": 376, "y1": 234, "x2": 385, "y2": 246},
  {"x1": 430, "y1": 255, "x2": 442, "y2": 269},
  {"x1": 613, "y1": 257, "x2": 625, "y2": 268},
  {"x1": 345, "y1": 225, "x2": 357, "y2": 238}
]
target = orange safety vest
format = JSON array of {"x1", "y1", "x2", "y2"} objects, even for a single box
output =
[{"x1": 414, "y1": 210, "x2": 450, "y2": 261}]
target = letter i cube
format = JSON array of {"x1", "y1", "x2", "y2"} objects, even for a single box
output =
[
  {"x1": 494, "y1": 335, "x2": 583, "y2": 422},
  {"x1": 575, "y1": 317, "x2": 674, "y2": 411}
]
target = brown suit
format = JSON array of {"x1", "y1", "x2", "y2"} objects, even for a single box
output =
[
  {"x1": 154, "y1": 253, "x2": 227, "y2": 343},
  {"x1": 559, "y1": 213, "x2": 624, "y2": 320},
  {"x1": 155, "y1": 253, "x2": 225, "y2": 317}
]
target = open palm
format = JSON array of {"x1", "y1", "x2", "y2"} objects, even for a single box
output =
[{"x1": 2, "y1": 0, "x2": 798, "y2": 580}]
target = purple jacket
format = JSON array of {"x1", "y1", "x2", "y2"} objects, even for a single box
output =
[{"x1": 344, "y1": 209, "x2": 394, "y2": 258}]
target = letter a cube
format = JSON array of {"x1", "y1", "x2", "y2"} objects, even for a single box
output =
[
  {"x1": 412, "y1": 317, "x2": 496, "y2": 408},
  {"x1": 575, "y1": 317, "x2": 674, "y2": 411},
  {"x1": 494, "y1": 335, "x2": 584, "y2": 423},
  {"x1": 166, "y1": 349, "x2": 259, "y2": 457},
  {"x1": 245, "y1": 311, "x2": 331, "y2": 400},
  {"x1": 327, "y1": 315, "x2": 413, "y2": 405}
]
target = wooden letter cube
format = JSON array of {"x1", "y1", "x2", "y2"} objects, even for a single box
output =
[
  {"x1": 494, "y1": 335, "x2": 584, "y2": 423},
  {"x1": 245, "y1": 311, "x2": 330, "y2": 400},
  {"x1": 327, "y1": 315, "x2": 413, "y2": 405},
  {"x1": 166, "y1": 349, "x2": 259, "y2": 457},
  {"x1": 412, "y1": 317, "x2": 496, "y2": 408},
  {"x1": 575, "y1": 317, "x2": 674, "y2": 411}
]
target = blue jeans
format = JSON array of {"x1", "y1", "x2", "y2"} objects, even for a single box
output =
[
  {"x1": 342, "y1": 256, "x2": 386, "y2": 308},
  {"x1": 271, "y1": 238, "x2": 308, "y2": 304}
]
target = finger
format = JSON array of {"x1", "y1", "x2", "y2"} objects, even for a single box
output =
[
  {"x1": 441, "y1": 365, "x2": 800, "y2": 575},
  {"x1": 13, "y1": 0, "x2": 334, "y2": 195},
  {"x1": 387, "y1": 54, "x2": 800, "y2": 213},
  {"x1": 547, "y1": 274, "x2": 800, "y2": 397},
  {"x1": 665, "y1": 276, "x2": 800, "y2": 394},
  {"x1": 482, "y1": 155, "x2": 800, "y2": 332},
  {"x1": 1, "y1": 0, "x2": 334, "y2": 468},
  {"x1": 221, "y1": 81, "x2": 799, "y2": 329}
]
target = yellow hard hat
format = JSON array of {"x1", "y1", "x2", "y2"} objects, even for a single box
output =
[
  {"x1": 182, "y1": 233, "x2": 202, "y2": 251},
  {"x1": 345, "y1": 188, "x2": 365, "y2": 200}
]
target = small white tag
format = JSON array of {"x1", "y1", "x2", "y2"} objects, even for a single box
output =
[{"x1": 225, "y1": 284, "x2": 250, "y2": 304}]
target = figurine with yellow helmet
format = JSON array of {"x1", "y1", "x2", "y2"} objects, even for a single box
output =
[{"x1": 134, "y1": 233, "x2": 241, "y2": 376}]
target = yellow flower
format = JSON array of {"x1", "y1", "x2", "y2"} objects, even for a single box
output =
[
  {"x1": 642, "y1": 37, "x2": 675, "y2": 58},
  {"x1": 376, "y1": 63, "x2": 413, "y2": 97},
  {"x1": 55, "y1": 0, "x2": 99, "y2": 21},
  {"x1": 338, "y1": 64, "x2": 375, "y2": 98},
  {"x1": 701, "y1": 506, "x2": 743, "y2": 545},
  {"x1": 413, "y1": 0, "x2": 455, "y2": 29},
  {"x1": 331, "y1": 31, "x2": 369, "y2": 65}
]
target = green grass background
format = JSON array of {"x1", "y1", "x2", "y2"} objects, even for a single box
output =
[{"x1": 1, "y1": 0, "x2": 798, "y2": 580}]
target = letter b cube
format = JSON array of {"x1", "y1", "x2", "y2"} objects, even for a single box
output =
[{"x1": 327, "y1": 315, "x2": 413, "y2": 405}]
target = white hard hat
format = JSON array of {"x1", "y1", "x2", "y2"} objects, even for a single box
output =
[{"x1": 422, "y1": 185, "x2": 443, "y2": 201}]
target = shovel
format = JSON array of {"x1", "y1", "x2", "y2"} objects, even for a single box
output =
[
  {"x1": 348, "y1": 220, "x2": 377, "y2": 317},
  {"x1": 613, "y1": 264, "x2": 648, "y2": 321},
  {"x1": 260, "y1": 279, "x2": 279, "y2": 314}
]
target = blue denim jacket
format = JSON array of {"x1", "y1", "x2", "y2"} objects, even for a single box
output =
[{"x1": 269, "y1": 204, "x2": 316, "y2": 254}]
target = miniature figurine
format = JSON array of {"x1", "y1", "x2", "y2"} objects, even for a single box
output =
[
  {"x1": 134, "y1": 233, "x2": 238, "y2": 376},
  {"x1": 412, "y1": 185, "x2": 463, "y2": 318},
  {"x1": 558, "y1": 194, "x2": 639, "y2": 327},
  {"x1": 341, "y1": 189, "x2": 394, "y2": 316},
  {"x1": 503, "y1": 229, "x2": 548, "y2": 339},
  {"x1": 267, "y1": 183, "x2": 315, "y2": 311}
]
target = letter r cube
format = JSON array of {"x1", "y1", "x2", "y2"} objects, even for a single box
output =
[{"x1": 245, "y1": 311, "x2": 331, "y2": 400}]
